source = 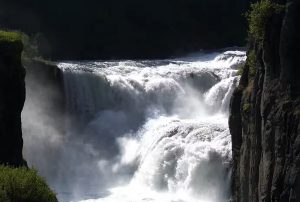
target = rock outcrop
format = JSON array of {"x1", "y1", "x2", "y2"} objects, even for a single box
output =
[
  {"x1": 0, "y1": 31, "x2": 26, "y2": 166},
  {"x1": 229, "y1": 0, "x2": 300, "y2": 201}
]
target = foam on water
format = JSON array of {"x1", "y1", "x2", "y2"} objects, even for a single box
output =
[{"x1": 54, "y1": 50, "x2": 246, "y2": 202}]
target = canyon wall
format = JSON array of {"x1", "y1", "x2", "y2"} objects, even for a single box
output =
[
  {"x1": 229, "y1": 0, "x2": 300, "y2": 201},
  {"x1": 0, "y1": 32, "x2": 26, "y2": 166}
]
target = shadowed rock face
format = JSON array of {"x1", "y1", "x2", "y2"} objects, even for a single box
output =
[
  {"x1": 229, "y1": 0, "x2": 300, "y2": 201},
  {"x1": 0, "y1": 38, "x2": 26, "y2": 166}
]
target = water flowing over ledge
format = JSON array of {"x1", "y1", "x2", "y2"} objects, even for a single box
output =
[{"x1": 53, "y1": 50, "x2": 246, "y2": 202}]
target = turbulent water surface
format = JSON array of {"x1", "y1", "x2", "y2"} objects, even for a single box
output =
[{"x1": 28, "y1": 50, "x2": 246, "y2": 202}]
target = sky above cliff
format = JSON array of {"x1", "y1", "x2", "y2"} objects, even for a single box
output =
[{"x1": 0, "y1": 0, "x2": 252, "y2": 59}]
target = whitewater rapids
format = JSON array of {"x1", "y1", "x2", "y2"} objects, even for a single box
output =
[{"x1": 56, "y1": 50, "x2": 246, "y2": 202}]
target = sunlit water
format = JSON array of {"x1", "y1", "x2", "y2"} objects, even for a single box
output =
[{"x1": 34, "y1": 50, "x2": 246, "y2": 202}]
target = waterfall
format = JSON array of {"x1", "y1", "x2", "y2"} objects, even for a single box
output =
[{"x1": 54, "y1": 50, "x2": 246, "y2": 202}]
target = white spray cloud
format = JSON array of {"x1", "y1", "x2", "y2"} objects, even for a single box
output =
[{"x1": 22, "y1": 50, "x2": 246, "y2": 202}]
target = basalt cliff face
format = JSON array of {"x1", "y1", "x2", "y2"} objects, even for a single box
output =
[
  {"x1": 0, "y1": 35, "x2": 26, "y2": 166},
  {"x1": 0, "y1": 32, "x2": 65, "y2": 168},
  {"x1": 229, "y1": 0, "x2": 300, "y2": 201}
]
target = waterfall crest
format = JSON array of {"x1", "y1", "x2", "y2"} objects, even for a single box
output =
[{"x1": 56, "y1": 50, "x2": 246, "y2": 202}]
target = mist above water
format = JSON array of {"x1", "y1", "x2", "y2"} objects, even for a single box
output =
[{"x1": 22, "y1": 50, "x2": 246, "y2": 202}]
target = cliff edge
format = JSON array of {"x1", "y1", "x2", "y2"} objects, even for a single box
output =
[
  {"x1": 229, "y1": 0, "x2": 300, "y2": 201},
  {"x1": 0, "y1": 30, "x2": 59, "y2": 201},
  {"x1": 0, "y1": 31, "x2": 26, "y2": 166}
]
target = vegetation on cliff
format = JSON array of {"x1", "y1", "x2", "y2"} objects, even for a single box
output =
[
  {"x1": 0, "y1": 30, "x2": 41, "y2": 60},
  {"x1": 0, "y1": 31, "x2": 22, "y2": 43},
  {"x1": 229, "y1": 0, "x2": 300, "y2": 201},
  {"x1": 238, "y1": 0, "x2": 284, "y2": 81},
  {"x1": 0, "y1": 30, "x2": 58, "y2": 202},
  {"x1": 247, "y1": 0, "x2": 285, "y2": 45},
  {"x1": 0, "y1": 166, "x2": 58, "y2": 202},
  {"x1": 0, "y1": 31, "x2": 23, "y2": 53}
]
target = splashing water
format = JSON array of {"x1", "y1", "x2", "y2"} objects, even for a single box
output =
[{"x1": 47, "y1": 50, "x2": 244, "y2": 202}]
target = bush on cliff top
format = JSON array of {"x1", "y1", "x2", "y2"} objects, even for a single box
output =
[
  {"x1": 247, "y1": 0, "x2": 284, "y2": 44},
  {"x1": 0, "y1": 31, "x2": 22, "y2": 43},
  {"x1": 0, "y1": 166, "x2": 58, "y2": 202},
  {"x1": 0, "y1": 30, "x2": 23, "y2": 53},
  {"x1": 0, "y1": 30, "x2": 41, "y2": 58},
  {"x1": 241, "y1": 0, "x2": 284, "y2": 81}
]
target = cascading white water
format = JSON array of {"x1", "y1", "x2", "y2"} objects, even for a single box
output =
[{"x1": 56, "y1": 50, "x2": 246, "y2": 202}]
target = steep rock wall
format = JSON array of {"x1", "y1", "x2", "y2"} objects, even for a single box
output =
[
  {"x1": 0, "y1": 34, "x2": 26, "y2": 166},
  {"x1": 229, "y1": 0, "x2": 300, "y2": 201}
]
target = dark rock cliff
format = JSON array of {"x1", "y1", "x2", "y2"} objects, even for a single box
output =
[
  {"x1": 229, "y1": 0, "x2": 300, "y2": 201},
  {"x1": 0, "y1": 32, "x2": 65, "y2": 168},
  {"x1": 0, "y1": 34, "x2": 26, "y2": 166}
]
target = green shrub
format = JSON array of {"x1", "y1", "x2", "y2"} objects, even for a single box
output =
[
  {"x1": 236, "y1": 63, "x2": 245, "y2": 76},
  {"x1": 243, "y1": 103, "x2": 251, "y2": 113},
  {"x1": 237, "y1": 67, "x2": 244, "y2": 76},
  {"x1": 0, "y1": 31, "x2": 22, "y2": 44},
  {"x1": 0, "y1": 166, "x2": 58, "y2": 202},
  {"x1": 0, "y1": 30, "x2": 42, "y2": 59},
  {"x1": 247, "y1": 0, "x2": 284, "y2": 44},
  {"x1": 0, "y1": 31, "x2": 23, "y2": 53},
  {"x1": 247, "y1": 50, "x2": 257, "y2": 78},
  {"x1": 237, "y1": 50, "x2": 256, "y2": 78},
  {"x1": 0, "y1": 188, "x2": 9, "y2": 201}
]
